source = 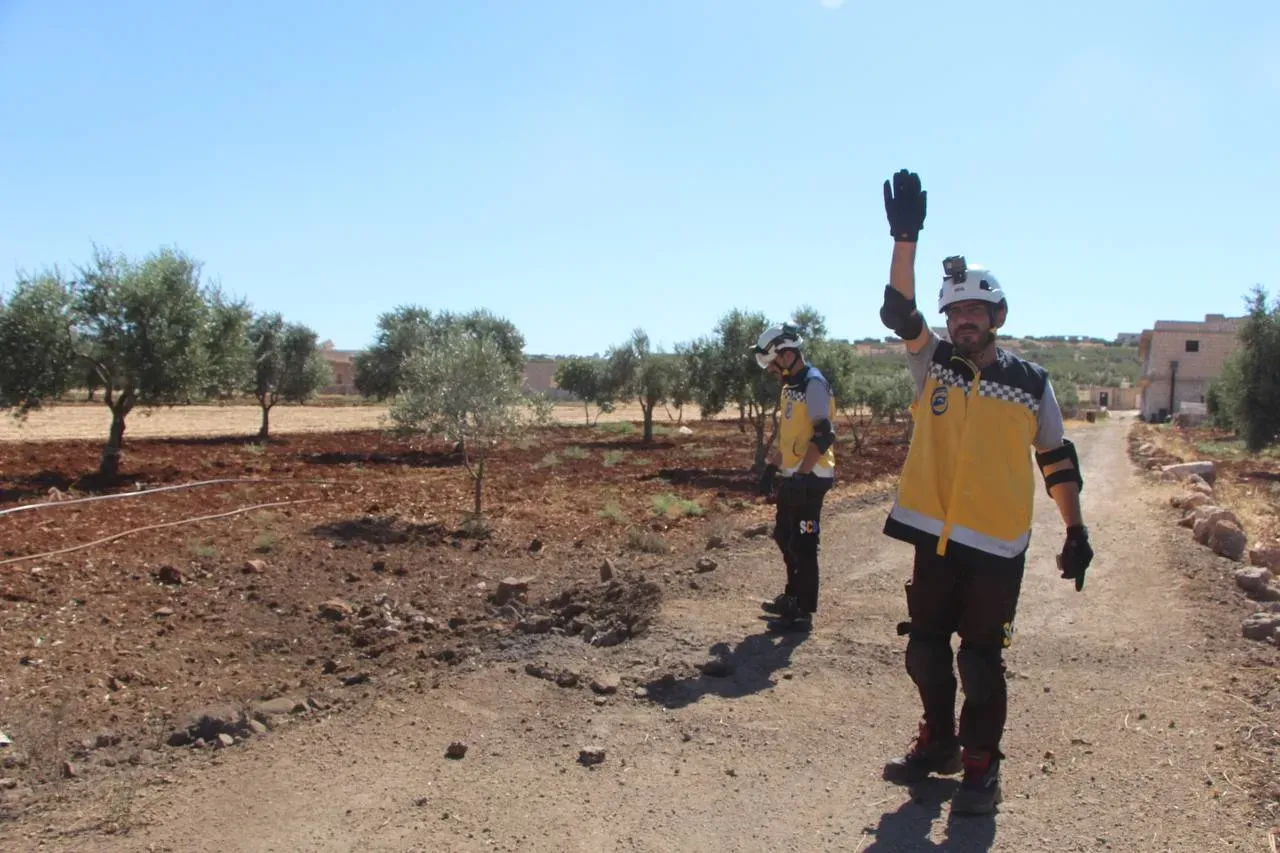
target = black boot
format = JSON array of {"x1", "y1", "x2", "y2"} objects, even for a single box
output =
[
  {"x1": 950, "y1": 748, "x2": 1002, "y2": 815},
  {"x1": 761, "y1": 593, "x2": 794, "y2": 615},
  {"x1": 883, "y1": 721, "x2": 962, "y2": 784},
  {"x1": 765, "y1": 596, "x2": 811, "y2": 632}
]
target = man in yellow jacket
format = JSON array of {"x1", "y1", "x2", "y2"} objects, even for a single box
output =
[
  {"x1": 876, "y1": 169, "x2": 1094, "y2": 815},
  {"x1": 752, "y1": 324, "x2": 837, "y2": 633}
]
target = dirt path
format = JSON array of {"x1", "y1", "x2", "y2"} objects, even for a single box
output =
[{"x1": 5, "y1": 414, "x2": 1273, "y2": 852}]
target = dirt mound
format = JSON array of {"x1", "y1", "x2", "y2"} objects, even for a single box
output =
[{"x1": 512, "y1": 574, "x2": 663, "y2": 647}]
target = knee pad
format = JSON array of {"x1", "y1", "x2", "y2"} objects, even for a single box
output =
[
  {"x1": 956, "y1": 644, "x2": 1005, "y2": 704},
  {"x1": 905, "y1": 632, "x2": 952, "y2": 687}
]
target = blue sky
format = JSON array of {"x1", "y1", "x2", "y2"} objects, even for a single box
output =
[{"x1": 2, "y1": 0, "x2": 1277, "y2": 356}]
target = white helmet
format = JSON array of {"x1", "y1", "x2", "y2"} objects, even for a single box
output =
[
  {"x1": 937, "y1": 255, "x2": 1006, "y2": 314},
  {"x1": 752, "y1": 324, "x2": 803, "y2": 369}
]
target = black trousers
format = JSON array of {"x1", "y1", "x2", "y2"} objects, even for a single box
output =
[
  {"x1": 772, "y1": 477, "x2": 832, "y2": 614},
  {"x1": 904, "y1": 543, "x2": 1025, "y2": 757}
]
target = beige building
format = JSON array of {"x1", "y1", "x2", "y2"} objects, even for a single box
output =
[
  {"x1": 1137, "y1": 314, "x2": 1245, "y2": 421},
  {"x1": 318, "y1": 341, "x2": 359, "y2": 395}
]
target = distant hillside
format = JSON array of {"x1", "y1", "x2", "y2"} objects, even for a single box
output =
[{"x1": 846, "y1": 337, "x2": 1141, "y2": 388}]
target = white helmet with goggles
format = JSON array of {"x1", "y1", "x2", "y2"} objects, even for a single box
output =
[{"x1": 752, "y1": 324, "x2": 803, "y2": 369}]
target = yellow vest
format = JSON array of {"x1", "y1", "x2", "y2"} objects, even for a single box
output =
[
  {"x1": 778, "y1": 365, "x2": 836, "y2": 477},
  {"x1": 884, "y1": 343, "x2": 1046, "y2": 561}
]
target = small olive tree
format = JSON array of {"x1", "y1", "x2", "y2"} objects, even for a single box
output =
[
  {"x1": 389, "y1": 324, "x2": 549, "y2": 521},
  {"x1": 554, "y1": 357, "x2": 615, "y2": 424},
  {"x1": 246, "y1": 313, "x2": 332, "y2": 439}
]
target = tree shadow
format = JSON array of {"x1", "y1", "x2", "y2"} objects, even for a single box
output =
[
  {"x1": 640, "y1": 629, "x2": 807, "y2": 709},
  {"x1": 148, "y1": 434, "x2": 283, "y2": 448},
  {"x1": 0, "y1": 471, "x2": 73, "y2": 504},
  {"x1": 0, "y1": 470, "x2": 157, "y2": 503},
  {"x1": 645, "y1": 468, "x2": 759, "y2": 495},
  {"x1": 863, "y1": 779, "x2": 997, "y2": 852},
  {"x1": 312, "y1": 514, "x2": 449, "y2": 546},
  {"x1": 301, "y1": 450, "x2": 459, "y2": 468}
]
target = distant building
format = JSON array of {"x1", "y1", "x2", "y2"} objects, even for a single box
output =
[
  {"x1": 1136, "y1": 314, "x2": 1246, "y2": 422},
  {"x1": 318, "y1": 340, "x2": 359, "y2": 395},
  {"x1": 1114, "y1": 332, "x2": 1141, "y2": 346}
]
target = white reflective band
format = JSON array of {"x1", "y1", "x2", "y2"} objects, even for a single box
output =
[{"x1": 888, "y1": 503, "x2": 1029, "y2": 559}]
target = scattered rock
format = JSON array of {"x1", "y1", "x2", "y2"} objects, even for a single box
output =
[
  {"x1": 743, "y1": 523, "x2": 770, "y2": 538},
  {"x1": 318, "y1": 599, "x2": 355, "y2": 622},
  {"x1": 251, "y1": 697, "x2": 307, "y2": 720},
  {"x1": 529, "y1": 537, "x2": 544, "y2": 554},
  {"x1": 517, "y1": 616, "x2": 554, "y2": 634},
  {"x1": 578, "y1": 746, "x2": 606, "y2": 767},
  {"x1": 493, "y1": 577, "x2": 532, "y2": 607},
  {"x1": 445, "y1": 741, "x2": 468, "y2": 760},
  {"x1": 705, "y1": 535, "x2": 725, "y2": 550},
  {"x1": 243, "y1": 559, "x2": 267, "y2": 574},
  {"x1": 153, "y1": 607, "x2": 175, "y2": 618},
  {"x1": 1162, "y1": 461, "x2": 1216, "y2": 484},
  {"x1": 216, "y1": 733, "x2": 235, "y2": 748},
  {"x1": 371, "y1": 559, "x2": 387, "y2": 573},
  {"x1": 1209, "y1": 521, "x2": 1248, "y2": 561},
  {"x1": 247, "y1": 719, "x2": 268, "y2": 736},
  {"x1": 1193, "y1": 509, "x2": 1242, "y2": 545},
  {"x1": 1249, "y1": 543, "x2": 1280, "y2": 570},
  {"x1": 341, "y1": 672, "x2": 370, "y2": 687},
  {"x1": 1243, "y1": 613, "x2": 1280, "y2": 642},
  {"x1": 1235, "y1": 567, "x2": 1274, "y2": 596},
  {"x1": 167, "y1": 704, "x2": 246, "y2": 748},
  {"x1": 599, "y1": 559, "x2": 616, "y2": 582},
  {"x1": 155, "y1": 565, "x2": 184, "y2": 585},
  {"x1": 1171, "y1": 492, "x2": 1211, "y2": 511},
  {"x1": 62, "y1": 761, "x2": 77, "y2": 779},
  {"x1": 695, "y1": 557, "x2": 718, "y2": 573},
  {"x1": 590, "y1": 673, "x2": 621, "y2": 695}
]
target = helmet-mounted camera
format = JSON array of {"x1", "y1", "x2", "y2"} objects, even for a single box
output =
[{"x1": 942, "y1": 255, "x2": 967, "y2": 283}]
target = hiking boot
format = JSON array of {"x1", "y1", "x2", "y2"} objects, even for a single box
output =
[
  {"x1": 761, "y1": 593, "x2": 794, "y2": 615},
  {"x1": 882, "y1": 722, "x2": 962, "y2": 784},
  {"x1": 950, "y1": 748, "x2": 1002, "y2": 815},
  {"x1": 767, "y1": 610, "x2": 812, "y2": 633}
]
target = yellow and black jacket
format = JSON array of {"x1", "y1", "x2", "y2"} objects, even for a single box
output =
[
  {"x1": 884, "y1": 338, "x2": 1048, "y2": 564},
  {"x1": 778, "y1": 365, "x2": 836, "y2": 479}
]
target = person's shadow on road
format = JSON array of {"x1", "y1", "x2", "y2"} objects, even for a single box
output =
[
  {"x1": 863, "y1": 780, "x2": 997, "y2": 852},
  {"x1": 639, "y1": 627, "x2": 808, "y2": 709}
]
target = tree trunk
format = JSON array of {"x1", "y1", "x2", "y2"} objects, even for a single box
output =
[
  {"x1": 737, "y1": 403, "x2": 747, "y2": 433},
  {"x1": 473, "y1": 458, "x2": 484, "y2": 517},
  {"x1": 753, "y1": 412, "x2": 769, "y2": 471},
  {"x1": 583, "y1": 401, "x2": 591, "y2": 425},
  {"x1": 99, "y1": 405, "x2": 128, "y2": 479},
  {"x1": 259, "y1": 403, "x2": 272, "y2": 439},
  {"x1": 642, "y1": 405, "x2": 654, "y2": 444}
]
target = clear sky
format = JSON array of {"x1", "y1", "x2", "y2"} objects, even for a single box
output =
[{"x1": 2, "y1": 0, "x2": 1277, "y2": 356}]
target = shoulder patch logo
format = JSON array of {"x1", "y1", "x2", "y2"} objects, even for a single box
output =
[{"x1": 930, "y1": 385, "x2": 949, "y2": 416}]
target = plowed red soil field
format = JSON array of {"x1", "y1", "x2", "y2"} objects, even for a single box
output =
[{"x1": 0, "y1": 418, "x2": 908, "y2": 816}]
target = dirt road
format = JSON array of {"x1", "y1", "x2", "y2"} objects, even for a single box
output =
[{"x1": 5, "y1": 414, "x2": 1274, "y2": 852}]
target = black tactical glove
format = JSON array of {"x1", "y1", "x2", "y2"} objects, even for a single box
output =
[
  {"x1": 757, "y1": 463, "x2": 778, "y2": 497},
  {"x1": 883, "y1": 169, "x2": 927, "y2": 242},
  {"x1": 1057, "y1": 524, "x2": 1093, "y2": 592}
]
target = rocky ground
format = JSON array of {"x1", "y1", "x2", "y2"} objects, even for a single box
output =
[{"x1": 2, "y1": 414, "x2": 1278, "y2": 851}]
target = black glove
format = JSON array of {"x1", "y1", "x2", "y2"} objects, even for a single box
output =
[
  {"x1": 883, "y1": 169, "x2": 927, "y2": 242},
  {"x1": 1057, "y1": 524, "x2": 1093, "y2": 592},
  {"x1": 757, "y1": 463, "x2": 778, "y2": 497},
  {"x1": 778, "y1": 471, "x2": 821, "y2": 498}
]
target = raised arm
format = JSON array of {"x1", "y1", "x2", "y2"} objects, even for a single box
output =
[{"x1": 880, "y1": 169, "x2": 932, "y2": 354}]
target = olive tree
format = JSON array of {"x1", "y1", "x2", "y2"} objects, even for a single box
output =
[
  {"x1": 389, "y1": 322, "x2": 549, "y2": 521},
  {"x1": 246, "y1": 313, "x2": 332, "y2": 439}
]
